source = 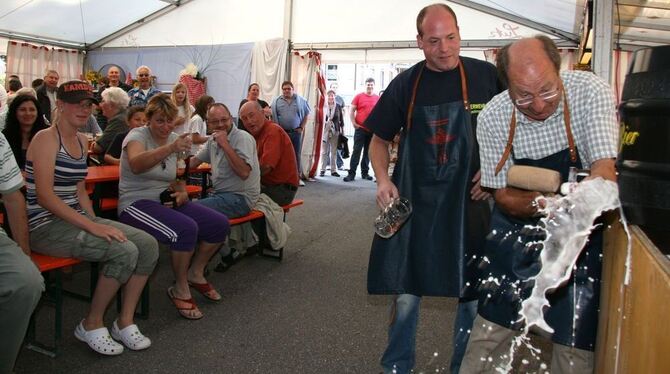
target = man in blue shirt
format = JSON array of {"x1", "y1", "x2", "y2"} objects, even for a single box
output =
[
  {"x1": 127, "y1": 65, "x2": 160, "y2": 107},
  {"x1": 271, "y1": 81, "x2": 311, "y2": 185}
]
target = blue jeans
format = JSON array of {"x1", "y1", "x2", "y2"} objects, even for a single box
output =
[
  {"x1": 195, "y1": 191, "x2": 251, "y2": 219},
  {"x1": 381, "y1": 294, "x2": 477, "y2": 374},
  {"x1": 287, "y1": 130, "x2": 302, "y2": 175}
]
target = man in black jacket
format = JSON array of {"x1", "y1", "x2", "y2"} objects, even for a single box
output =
[{"x1": 35, "y1": 69, "x2": 59, "y2": 122}]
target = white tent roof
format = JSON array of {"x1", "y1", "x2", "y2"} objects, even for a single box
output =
[
  {"x1": 0, "y1": 1, "x2": 667, "y2": 52},
  {"x1": 0, "y1": 0, "x2": 173, "y2": 49}
]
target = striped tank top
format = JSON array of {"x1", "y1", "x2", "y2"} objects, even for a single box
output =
[{"x1": 25, "y1": 128, "x2": 88, "y2": 231}]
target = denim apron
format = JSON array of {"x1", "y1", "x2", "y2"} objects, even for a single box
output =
[
  {"x1": 367, "y1": 60, "x2": 482, "y2": 297},
  {"x1": 478, "y1": 92, "x2": 603, "y2": 350}
]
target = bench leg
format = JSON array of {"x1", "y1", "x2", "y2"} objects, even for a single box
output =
[{"x1": 25, "y1": 270, "x2": 63, "y2": 357}]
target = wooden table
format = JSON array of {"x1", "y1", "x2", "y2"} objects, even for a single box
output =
[
  {"x1": 85, "y1": 165, "x2": 119, "y2": 183},
  {"x1": 85, "y1": 164, "x2": 212, "y2": 214},
  {"x1": 85, "y1": 164, "x2": 210, "y2": 184}
]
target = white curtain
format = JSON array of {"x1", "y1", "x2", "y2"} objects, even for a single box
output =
[
  {"x1": 250, "y1": 38, "x2": 289, "y2": 104},
  {"x1": 5, "y1": 41, "x2": 84, "y2": 87},
  {"x1": 290, "y1": 51, "x2": 325, "y2": 179}
]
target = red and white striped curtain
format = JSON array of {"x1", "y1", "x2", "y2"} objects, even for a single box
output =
[
  {"x1": 5, "y1": 41, "x2": 83, "y2": 87},
  {"x1": 290, "y1": 50, "x2": 326, "y2": 179}
]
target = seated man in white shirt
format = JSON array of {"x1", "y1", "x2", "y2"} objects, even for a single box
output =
[{"x1": 190, "y1": 103, "x2": 260, "y2": 219}]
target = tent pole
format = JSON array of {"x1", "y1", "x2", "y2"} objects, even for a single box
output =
[
  {"x1": 284, "y1": 0, "x2": 294, "y2": 81},
  {"x1": 592, "y1": 0, "x2": 614, "y2": 83}
]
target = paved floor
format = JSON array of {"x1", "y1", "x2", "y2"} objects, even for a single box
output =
[{"x1": 15, "y1": 173, "x2": 462, "y2": 374}]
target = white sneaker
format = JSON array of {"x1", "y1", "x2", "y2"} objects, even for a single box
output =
[
  {"x1": 111, "y1": 319, "x2": 152, "y2": 350},
  {"x1": 298, "y1": 180, "x2": 305, "y2": 187},
  {"x1": 74, "y1": 320, "x2": 124, "y2": 356}
]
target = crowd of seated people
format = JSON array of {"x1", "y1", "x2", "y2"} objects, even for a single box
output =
[{"x1": 0, "y1": 67, "x2": 305, "y2": 369}]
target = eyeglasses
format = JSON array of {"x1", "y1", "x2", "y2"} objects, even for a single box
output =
[
  {"x1": 138, "y1": 74, "x2": 150, "y2": 77},
  {"x1": 514, "y1": 88, "x2": 560, "y2": 107}
]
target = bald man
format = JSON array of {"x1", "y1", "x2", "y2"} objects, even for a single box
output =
[
  {"x1": 239, "y1": 101, "x2": 299, "y2": 206},
  {"x1": 461, "y1": 36, "x2": 618, "y2": 372},
  {"x1": 366, "y1": 4, "x2": 503, "y2": 373}
]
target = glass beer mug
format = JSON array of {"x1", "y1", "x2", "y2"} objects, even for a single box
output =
[{"x1": 374, "y1": 197, "x2": 412, "y2": 239}]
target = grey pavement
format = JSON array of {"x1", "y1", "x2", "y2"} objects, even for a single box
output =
[{"x1": 15, "y1": 173, "x2": 460, "y2": 374}]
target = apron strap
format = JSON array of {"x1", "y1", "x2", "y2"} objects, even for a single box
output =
[
  {"x1": 494, "y1": 79, "x2": 577, "y2": 176},
  {"x1": 406, "y1": 62, "x2": 425, "y2": 131},
  {"x1": 495, "y1": 109, "x2": 516, "y2": 176},
  {"x1": 459, "y1": 60, "x2": 470, "y2": 112},
  {"x1": 561, "y1": 82, "x2": 577, "y2": 163},
  {"x1": 407, "y1": 59, "x2": 469, "y2": 131}
]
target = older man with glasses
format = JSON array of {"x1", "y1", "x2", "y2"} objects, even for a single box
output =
[
  {"x1": 461, "y1": 35, "x2": 618, "y2": 373},
  {"x1": 127, "y1": 66, "x2": 160, "y2": 107},
  {"x1": 190, "y1": 103, "x2": 260, "y2": 220}
]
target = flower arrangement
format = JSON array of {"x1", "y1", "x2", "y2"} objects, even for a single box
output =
[
  {"x1": 85, "y1": 70, "x2": 102, "y2": 86},
  {"x1": 179, "y1": 63, "x2": 204, "y2": 81}
]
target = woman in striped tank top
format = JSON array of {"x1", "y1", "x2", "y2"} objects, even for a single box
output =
[{"x1": 25, "y1": 81, "x2": 159, "y2": 356}]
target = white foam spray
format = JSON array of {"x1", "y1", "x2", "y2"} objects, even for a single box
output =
[
  {"x1": 519, "y1": 178, "x2": 620, "y2": 334},
  {"x1": 493, "y1": 178, "x2": 622, "y2": 373}
]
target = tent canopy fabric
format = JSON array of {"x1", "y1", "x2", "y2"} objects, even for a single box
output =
[
  {"x1": 1, "y1": 0, "x2": 667, "y2": 53},
  {"x1": 0, "y1": 0, "x2": 169, "y2": 49}
]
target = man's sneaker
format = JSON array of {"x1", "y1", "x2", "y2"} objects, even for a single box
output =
[
  {"x1": 361, "y1": 175, "x2": 374, "y2": 181},
  {"x1": 343, "y1": 175, "x2": 355, "y2": 182},
  {"x1": 299, "y1": 180, "x2": 306, "y2": 186},
  {"x1": 331, "y1": 171, "x2": 341, "y2": 177},
  {"x1": 319, "y1": 171, "x2": 325, "y2": 177}
]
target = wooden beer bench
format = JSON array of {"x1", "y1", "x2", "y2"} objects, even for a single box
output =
[{"x1": 227, "y1": 199, "x2": 304, "y2": 261}]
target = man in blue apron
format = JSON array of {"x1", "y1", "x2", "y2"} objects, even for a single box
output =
[
  {"x1": 366, "y1": 4, "x2": 503, "y2": 373},
  {"x1": 460, "y1": 36, "x2": 619, "y2": 373}
]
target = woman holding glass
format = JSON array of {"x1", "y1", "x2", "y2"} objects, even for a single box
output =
[{"x1": 118, "y1": 94, "x2": 229, "y2": 320}]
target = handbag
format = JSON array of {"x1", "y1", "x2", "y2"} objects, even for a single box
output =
[
  {"x1": 160, "y1": 156, "x2": 191, "y2": 207},
  {"x1": 338, "y1": 133, "x2": 350, "y2": 159}
]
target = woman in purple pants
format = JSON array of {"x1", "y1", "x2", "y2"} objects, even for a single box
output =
[{"x1": 118, "y1": 94, "x2": 229, "y2": 320}]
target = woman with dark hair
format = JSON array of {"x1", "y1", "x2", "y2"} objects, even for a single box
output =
[
  {"x1": 188, "y1": 95, "x2": 214, "y2": 155},
  {"x1": 2, "y1": 94, "x2": 48, "y2": 169},
  {"x1": 238, "y1": 83, "x2": 271, "y2": 131}
]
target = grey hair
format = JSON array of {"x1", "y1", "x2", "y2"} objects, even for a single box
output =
[
  {"x1": 6, "y1": 87, "x2": 37, "y2": 106},
  {"x1": 136, "y1": 65, "x2": 152, "y2": 76},
  {"x1": 101, "y1": 86, "x2": 131, "y2": 108}
]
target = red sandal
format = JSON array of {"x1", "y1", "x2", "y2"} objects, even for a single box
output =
[
  {"x1": 167, "y1": 286, "x2": 203, "y2": 320},
  {"x1": 188, "y1": 281, "x2": 222, "y2": 302}
]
